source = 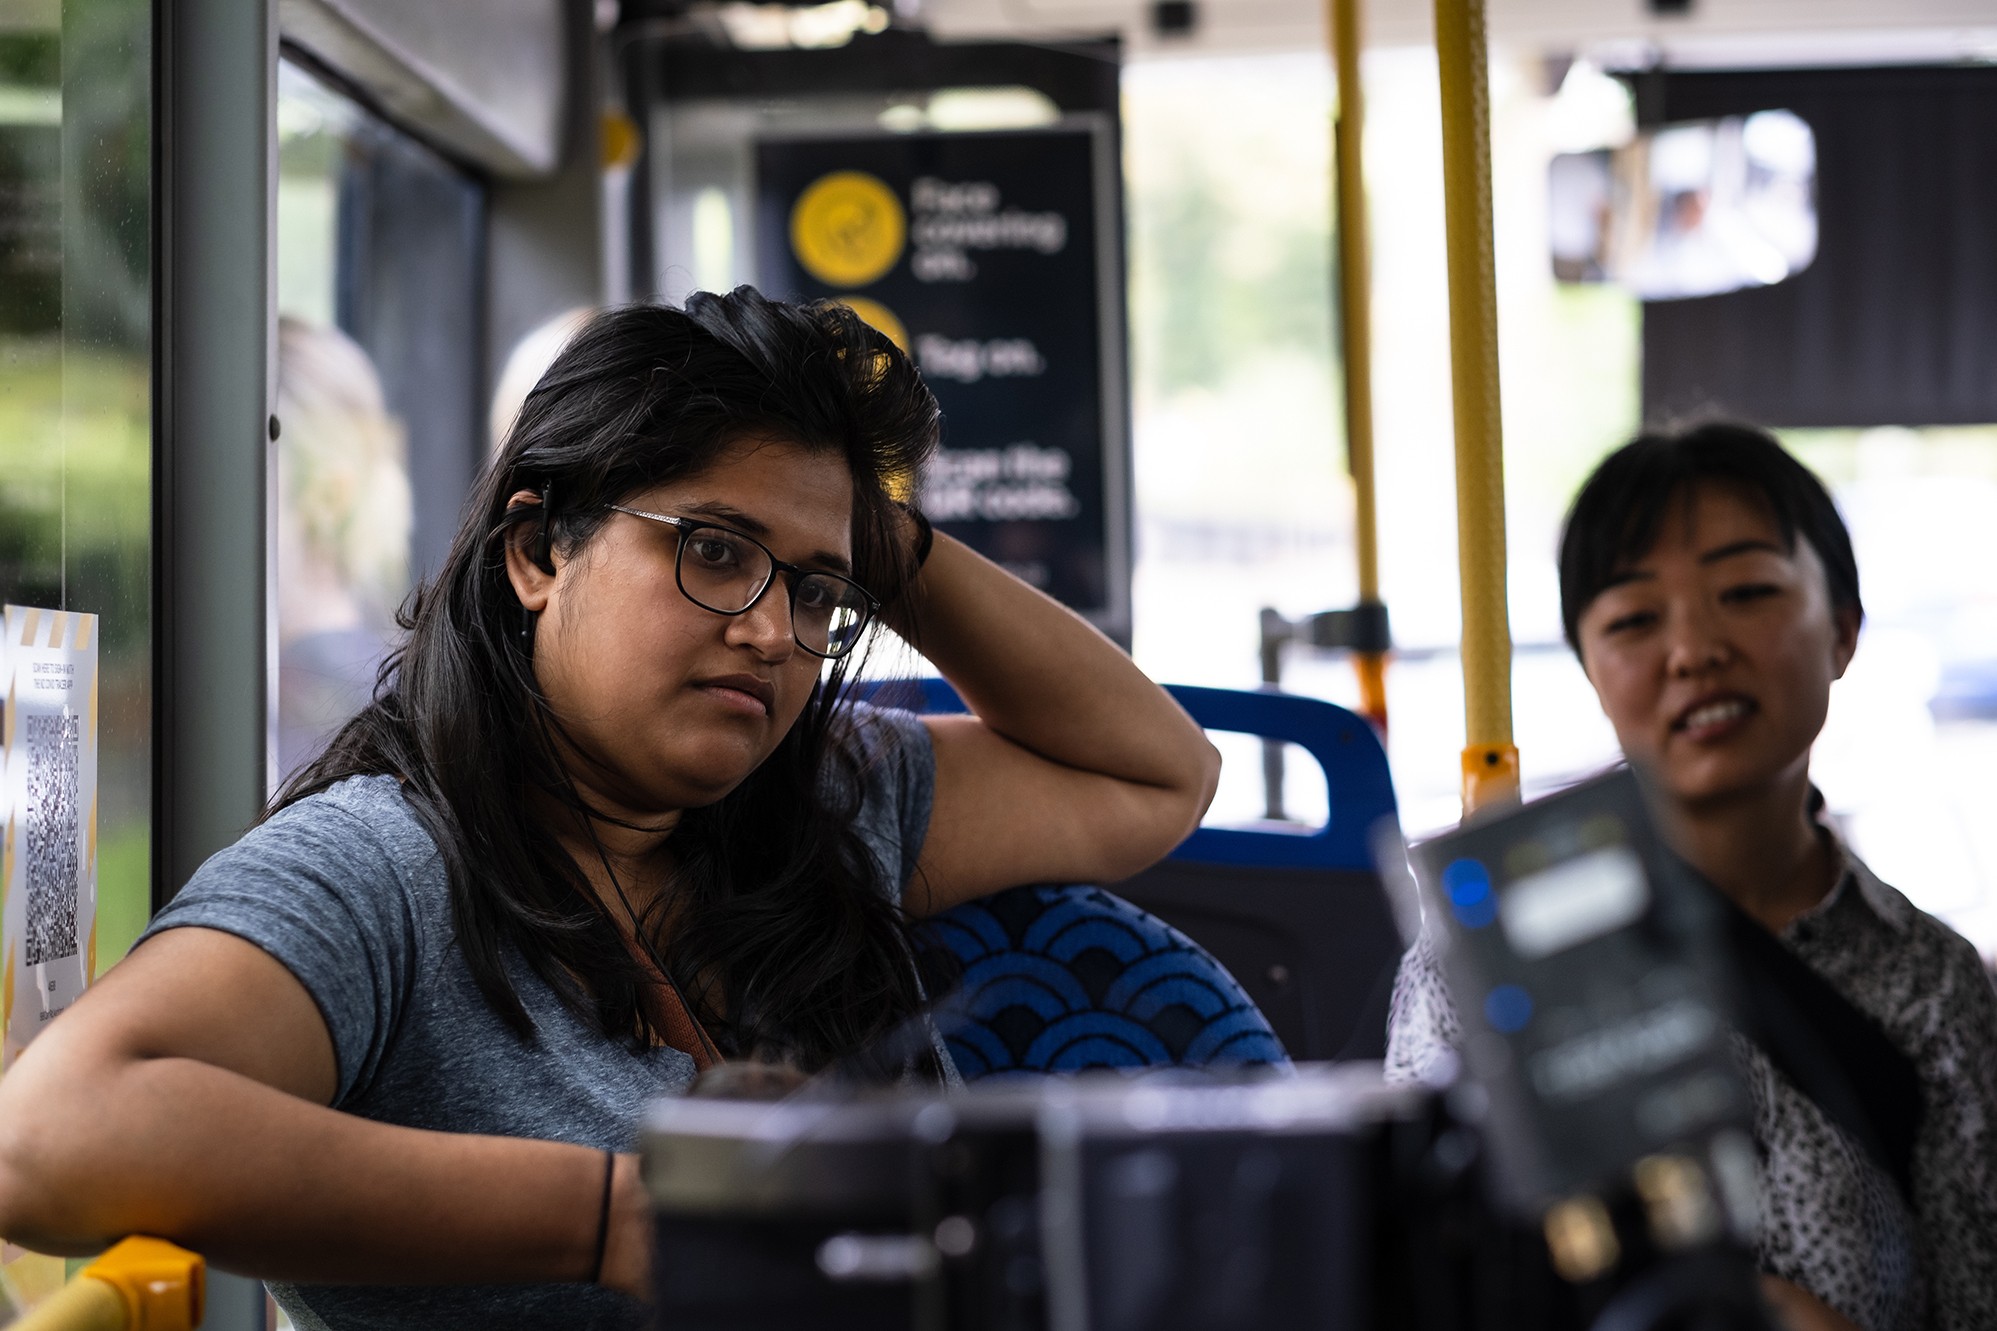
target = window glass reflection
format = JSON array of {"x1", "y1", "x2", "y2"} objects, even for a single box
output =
[
  {"x1": 0, "y1": 0, "x2": 150, "y2": 973},
  {"x1": 273, "y1": 317, "x2": 410, "y2": 781},
  {"x1": 273, "y1": 59, "x2": 481, "y2": 783},
  {"x1": 0, "y1": 0, "x2": 151, "y2": 1310}
]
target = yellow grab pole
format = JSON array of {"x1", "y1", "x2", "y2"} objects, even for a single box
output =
[
  {"x1": 1433, "y1": 0, "x2": 1519, "y2": 812},
  {"x1": 8, "y1": 1279, "x2": 127, "y2": 1331},
  {"x1": 12, "y1": 1237, "x2": 205, "y2": 1331},
  {"x1": 1327, "y1": 0, "x2": 1389, "y2": 731}
]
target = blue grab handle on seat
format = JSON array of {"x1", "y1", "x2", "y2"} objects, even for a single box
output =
[
  {"x1": 855, "y1": 678, "x2": 1398, "y2": 872},
  {"x1": 1163, "y1": 684, "x2": 1397, "y2": 872}
]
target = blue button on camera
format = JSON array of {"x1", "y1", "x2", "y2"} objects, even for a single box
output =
[
  {"x1": 1443, "y1": 858, "x2": 1495, "y2": 929},
  {"x1": 1484, "y1": 984, "x2": 1533, "y2": 1033}
]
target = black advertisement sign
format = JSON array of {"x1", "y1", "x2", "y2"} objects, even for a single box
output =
[{"x1": 754, "y1": 125, "x2": 1128, "y2": 631}]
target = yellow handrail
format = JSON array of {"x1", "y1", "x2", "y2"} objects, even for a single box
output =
[
  {"x1": 1433, "y1": 0, "x2": 1519, "y2": 812},
  {"x1": 1327, "y1": 0, "x2": 1389, "y2": 731},
  {"x1": 11, "y1": 1238, "x2": 204, "y2": 1331}
]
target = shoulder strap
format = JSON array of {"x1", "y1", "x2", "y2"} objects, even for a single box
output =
[
  {"x1": 615, "y1": 928, "x2": 722, "y2": 1073},
  {"x1": 1700, "y1": 875, "x2": 1925, "y2": 1199}
]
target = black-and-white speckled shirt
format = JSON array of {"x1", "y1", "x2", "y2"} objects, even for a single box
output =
[{"x1": 1385, "y1": 841, "x2": 1997, "y2": 1331}]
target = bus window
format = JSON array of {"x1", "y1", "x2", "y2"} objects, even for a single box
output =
[
  {"x1": 0, "y1": 6, "x2": 151, "y2": 982},
  {"x1": 0, "y1": 0, "x2": 151, "y2": 1308},
  {"x1": 273, "y1": 59, "x2": 486, "y2": 784}
]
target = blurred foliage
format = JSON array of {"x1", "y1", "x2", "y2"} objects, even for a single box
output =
[
  {"x1": 1782, "y1": 425, "x2": 1997, "y2": 487},
  {"x1": 1503, "y1": 283, "x2": 1642, "y2": 520},
  {"x1": 0, "y1": 32, "x2": 58, "y2": 86},
  {"x1": 1122, "y1": 57, "x2": 1357, "y2": 535},
  {"x1": 61, "y1": 0, "x2": 151, "y2": 348},
  {"x1": 1125, "y1": 59, "x2": 1338, "y2": 410},
  {"x1": 0, "y1": 0, "x2": 151, "y2": 650},
  {"x1": 0, "y1": 4, "x2": 150, "y2": 342},
  {"x1": 1131, "y1": 142, "x2": 1337, "y2": 399},
  {"x1": 276, "y1": 61, "x2": 347, "y2": 327},
  {"x1": 96, "y1": 825, "x2": 151, "y2": 971},
  {"x1": 0, "y1": 348, "x2": 151, "y2": 656},
  {"x1": 0, "y1": 0, "x2": 153, "y2": 1028},
  {"x1": 0, "y1": 33, "x2": 60, "y2": 335}
]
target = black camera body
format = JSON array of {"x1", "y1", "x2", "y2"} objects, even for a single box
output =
[
  {"x1": 642, "y1": 771, "x2": 1773, "y2": 1331},
  {"x1": 1410, "y1": 770, "x2": 1759, "y2": 1227},
  {"x1": 645, "y1": 1069, "x2": 1403, "y2": 1331}
]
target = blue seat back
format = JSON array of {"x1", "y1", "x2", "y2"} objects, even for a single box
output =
[
  {"x1": 877, "y1": 679, "x2": 1402, "y2": 1073},
  {"x1": 865, "y1": 678, "x2": 1397, "y2": 870},
  {"x1": 926, "y1": 884, "x2": 1288, "y2": 1078}
]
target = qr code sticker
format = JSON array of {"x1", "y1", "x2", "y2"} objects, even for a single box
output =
[{"x1": 23, "y1": 711, "x2": 80, "y2": 967}]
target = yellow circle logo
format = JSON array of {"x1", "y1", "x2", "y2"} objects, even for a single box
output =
[
  {"x1": 836, "y1": 296, "x2": 909, "y2": 353},
  {"x1": 791, "y1": 172, "x2": 906, "y2": 288}
]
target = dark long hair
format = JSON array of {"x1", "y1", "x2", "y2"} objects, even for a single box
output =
[
  {"x1": 279, "y1": 289, "x2": 943, "y2": 1076},
  {"x1": 1557, "y1": 420, "x2": 1863, "y2": 654}
]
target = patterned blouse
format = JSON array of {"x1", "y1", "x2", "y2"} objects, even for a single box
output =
[{"x1": 1384, "y1": 839, "x2": 1997, "y2": 1331}]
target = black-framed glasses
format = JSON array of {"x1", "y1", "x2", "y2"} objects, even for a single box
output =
[{"x1": 608, "y1": 505, "x2": 879, "y2": 659}]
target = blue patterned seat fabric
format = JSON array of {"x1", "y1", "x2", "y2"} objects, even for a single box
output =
[{"x1": 925, "y1": 884, "x2": 1290, "y2": 1078}]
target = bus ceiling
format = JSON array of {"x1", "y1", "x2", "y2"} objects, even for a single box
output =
[
  {"x1": 278, "y1": 0, "x2": 572, "y2": 180},
  {"x1": 887, "y1": 0, "x2": 1997, "y2": 63},
  {"x1": 268, "y1": 0, "x2": 1997, "y2": 186}
]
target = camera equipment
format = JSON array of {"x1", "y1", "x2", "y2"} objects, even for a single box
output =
[
  {"x1": 646, "y1": 1069, "x2": 1416, "y2": 1331},
  {"x1": 1407, "y1": 769, "x2": 1761, "y2": 1274},
  {"x1": 642, "y1": 770, "x2": 1774, "y2": 1331}
]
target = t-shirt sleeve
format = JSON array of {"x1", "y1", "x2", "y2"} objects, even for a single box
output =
[
  {"x1": 836, "y1": 702, "x2": 937, "y2": 907},
  {"x1": 138, "y1": 784, "x2": 425, "y2": 1105}
]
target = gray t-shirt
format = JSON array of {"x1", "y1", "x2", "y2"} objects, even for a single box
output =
[{"x1": 142, "y1": 705, "x2": 940, "y2": 1331}]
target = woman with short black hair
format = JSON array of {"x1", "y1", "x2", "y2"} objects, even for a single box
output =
[
  {"x1": 0, "y1": 290, "x2": 1222, "y2": 1329},
  {"x1": 1388, "y1": 421, "x2": 1997, "y2": 1331}
]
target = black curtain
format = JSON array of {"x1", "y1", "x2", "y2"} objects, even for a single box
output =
[{"x1": 1641, "y1": 66, "x2": 1997, "y2": 428}]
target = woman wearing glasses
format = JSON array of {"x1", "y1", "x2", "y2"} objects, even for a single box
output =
[{"x1": 0, "y1": 291, "x2": 1221, "y2": 1329}]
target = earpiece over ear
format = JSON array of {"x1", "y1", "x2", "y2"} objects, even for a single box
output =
[{"x1": 529, "y1": 482, "x2": 556, "y2": 575}]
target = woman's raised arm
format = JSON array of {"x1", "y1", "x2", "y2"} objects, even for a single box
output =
[
  {"x1": 0, "y1": 927, "x2": 648, "y2": 1293},
  {"x1": 886, "y1": 530, "x2": 1221, "y2": 915}
]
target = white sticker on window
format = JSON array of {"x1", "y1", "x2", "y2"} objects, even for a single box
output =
[{"x1": 3, "y1": 605, "x2": 100, "y2": 1069}]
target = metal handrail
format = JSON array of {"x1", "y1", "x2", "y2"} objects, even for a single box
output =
[
  {"x1": 1326, "y1": 0, "x2": 1390, "y2": 732},
  {"x1": 1434, "y1": 0, "x2": 1520, "y2": 813}
]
